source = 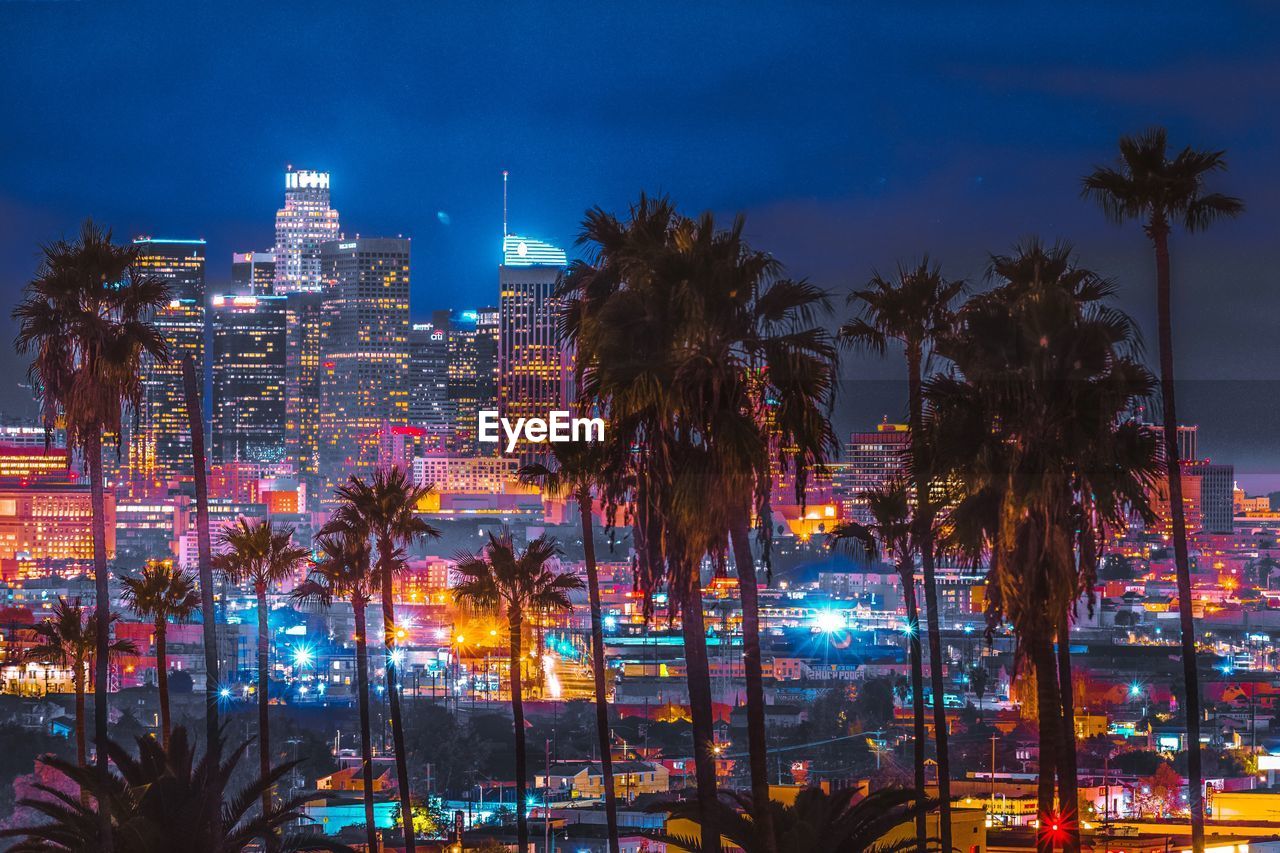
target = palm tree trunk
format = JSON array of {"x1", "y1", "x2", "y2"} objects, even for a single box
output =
[
  {"x1": 730, "y1": 510, "x2": 777, "y2": 853},
  {"x1": 353, "y1": 598, "x2": 379, "y2": 853},
  {"x1": 510, "y1": 611, "x2": 530, "y2": 853},
  {"x1": 902, "y1": 566, "x2": 928, "y2": 851},
  {"x1": 183, "y1": 355, "x2": 220, "y2": 754},
  {"x1": 679, "y1": 569, "x2": 721, "y2": 853},
  {"x1": 379, "y1": 553, "x2": 416, "y2": 853},
  {"x1": 75, "y1": 664, "x2": 90, "y2": 807},
  {"x1": 1056, "y1": 613, "x2": 1080, "y2": 853},
  {"x1": 256, "y1": 585, "x2": 272, "y2": 828},
  {"x1": 579, "y1": 488, "x2": 620, "y2": 853},
  {"x1": 907, "y1": 346, "x2": 952, "y2": 852},
  {"x1": 85, "y1": 427, "x2": 113, "y2": 852},
  {"x1": 156, "y1": 620, "x2": 171, "y2": 750},
  {"x1": 74, "y1": 665, "x2": 86, "y2": 768},
  {"x1": 1152, "y1": 225, "x2": 1205, "y2": 853},
  {"x1": 1032, "y1": 635, "x2": 1062, "y2": 853}
]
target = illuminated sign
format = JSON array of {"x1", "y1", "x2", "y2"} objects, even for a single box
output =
[{"x1": 286, "y1": 169, "x2": 330, "y2": 190}]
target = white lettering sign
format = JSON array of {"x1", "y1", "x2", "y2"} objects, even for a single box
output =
[{"x1": 477, "y1": 410, "x2": 606, "y2": 454}]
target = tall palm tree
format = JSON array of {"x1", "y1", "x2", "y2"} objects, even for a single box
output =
[
  {"x1": 840, "y1": 258, "x2": 964, "y2": 850},
  {"x1": 24, "y1": 598, "x2": 138, "y2": 771},
  {"x1": 291, "y1": 531, "x2": 380, "y2": 853},
  {"x1": 452, "y1": 530, "x2": 584, "y2": 853},
  {"x1": 212, "y1": 518, "x2": 310, "y2": 827},
  {"x1": 120, "y1": 560, "x2": 200, "y2": 749},
  {"x1": 829, "y1": 477, "x2": 927, "y2": 852},
  {"x1": 0, "y1": 726, "x2": 354, "y2": 853},
  {"x1": 182, "y1": 354, "x2": 220, "y2": 752},
  {"x1": 560, "y1": 195, "x2": 727, "y2": 852},
  {"x1": 520, "y1": 442, "x2": 621, "y2": 853},
  {"x1": 321, "y1": 466, "x2": 440, "y2": 853},
  {"x1": 1082, "y1": 128, "x2": 1244, "y2": 853},
  {"x1": 561, "y1": 196, "x2": 837, "y2": 853},
  {"x1": 13, "y1": 219, "x2": 169, "y2": 846},
  {"x1": 928, "y1": 241, "x2": 1156, "y2": 853}
]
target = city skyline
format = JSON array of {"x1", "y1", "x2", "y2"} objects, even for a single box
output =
[{"x1": 4, "y1": 3, "x2": 1280, "y2": 487}]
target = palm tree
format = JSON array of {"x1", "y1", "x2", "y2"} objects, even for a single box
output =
[
  {"x1": 212, "y1": 518, "x2": 310, "y2": 827},
  {"x1": 452, "y1": 530, "x2": 584, "y2": 853},
  {"x1": 321, "y1": 466, "x2": 440, "y2": 853},
  {"x1": 1082, "y1": 128, "x2": 1244, "y2": 853},
  {"x1": 829, "y1": 477, "x2": 927, "y2": 852},
  {"x1": 655, "y1": 786, "x2": 939, "y2": 853},
  {"x1": 0, "y1": 726, "x2": 354, "y2": 852},
  {"x1": 520, "y1": 442, "x2": 621, "y2": 853},
  {"x1": 927, "y1": 241, "x2": 1156, "y2": 853},
  {"x1": 840, "y1": 258, "x2": 964, "y2": 851},
  {"x1": 182, "y1": 354, "x2": 220, "y2": 752},
  {"x1": 120, "y1": 560, "x2": 200, "y2": 749},
  {"x1": 291, "y1": 531, "x2": 380, "y2": 853},
  {"x1": 12, "y1": 219, "x2": 169, "y2": 841},
  {"x1": 24, "y1": 598, "x2": 138, "y2": 770},
  {"x1": 561, "y1": 196, "x2": 837, "y2": 853}
]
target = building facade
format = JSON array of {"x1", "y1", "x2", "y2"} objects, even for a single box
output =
[
  {"x1": 498, "y1": 236, "x2": 569, "y2": 465},
  {"x1": 133, "y1": 238, "x2": 206, "y2": 481},
  {"x1": 273, "y1": 168, "x2": 340, "y2": 295},
  {"x1": 318, "y1": 237, "x2": 411, "y2": 490},
  {"x1": 232, "y1": 250, "x2": 276, "y2": 295},
  {"x1": 408, "y1": 314, "x2": 454, "y2": 432},
  {"x1": 284, "y1": 291, "x2": 326, "y2": 480},
  {"x1": 447, "y1": 307, "x2": 499, "y2": 453},
  {"x1": 211, "y1": 294, "x2": 287, "y2": 465}
]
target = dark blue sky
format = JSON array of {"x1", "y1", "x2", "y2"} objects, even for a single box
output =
[{"x1": 3, "y1": 2, "x2": 1280, "y2": 485}]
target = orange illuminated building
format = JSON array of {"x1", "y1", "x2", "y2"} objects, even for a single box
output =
[
  {"x1": 0, "y1": 444, "x2": 71, "y2": 482},
  {"x1": 0, "y1": 482, "x2": 115, "y2": 579}
]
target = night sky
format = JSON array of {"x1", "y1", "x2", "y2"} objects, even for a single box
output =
[{"x1": 2, "y1": 3, "x2": 1279, "y2": 486}]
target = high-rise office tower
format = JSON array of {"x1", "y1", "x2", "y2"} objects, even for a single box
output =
[
  {"x1": 499, "y1": 235, "x2": 569, "y2": 464},
  {"x1": 447, "y1": 307, "x2": 499, "y2": 452},
  {"x1": 318, "y1": 237, "x2": 411, "y2": 490},
  {"x1": 210, "y1": 294, "x2": 287, "y2": 464},
  {"x1": 232, "y1": 250, "x2": 276, "y2": 295},
  {"x1": 273, "y1": 168, "x2": 340, "y2": 294},
  {"x1": 133, "y1": 238, "x2": 206, "y2": 480},
  {"x1": 840, "y1": 420, "x2": 910, "y2": 524},
  {"x1": 409, "y1": 313, "x2": 455, "y2": 432},
  {"x1": 284, "y1": 291, "x2": 326, "y2": 480}
]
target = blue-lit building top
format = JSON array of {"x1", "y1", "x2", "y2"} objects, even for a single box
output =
[{"x1": 501, "y1": 235, "x2": 567, "y2": 268}]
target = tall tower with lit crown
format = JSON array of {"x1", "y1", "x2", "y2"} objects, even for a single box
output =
[
  {"x1": 273, "y1": 167, "x2": 340, "y2": 294},
  {"x1": 498, "y1": 233, "x2": 569, "y2": 465}
]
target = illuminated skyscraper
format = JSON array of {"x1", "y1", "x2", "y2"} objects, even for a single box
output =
[
  {"x1": 409, "y1": 313, "x2": 454, "y2": 432},
  {"x1": 318, "y1": 237, "x2": 410, "y2": 490},
  {"x1": 284, "y1": 291, "x2": 326, "y2": 479},
  {"x1": 273, "y1": 168, "x2": 340, "y2": 294},
  {"x1": 499, "y1": 235, "x2": 569, "y2": 464},
  {"x1": 232, "y1": 250, "x2": 276, "y2": 295},
  {"x1": 133, "y1": 238, "x2": 206, "y2": 480},
  {"x1": 447, "y1": 307, "x2": 499, "y2": 453},
  {"x1": 839, "y1": 420, "x2": 910, "y2": 524},
  {"x1": 210, "y1": 294, "x2": 287, "y2": 464}
]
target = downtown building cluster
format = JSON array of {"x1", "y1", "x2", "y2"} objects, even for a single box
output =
[{"x1": 0, "y1": 166, "x2": 572, "y2": 579}]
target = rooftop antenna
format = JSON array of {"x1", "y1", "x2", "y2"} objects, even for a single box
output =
[{"x1": 502, "y1": 169, "x2": 509, "y2": 238}]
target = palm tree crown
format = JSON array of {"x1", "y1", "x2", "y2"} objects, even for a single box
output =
[
  {"x1": 1081, "y1": 127, "x2": 1243, "y2": 236},
  {"x1": 453, "y1": 530, "x2": 583, "y2": 618},
  {"x1": 26, "y1": 598, "x2": 138, "y2": 673},
  {"x1": 12, "y1": 219, "x2": 169, "y2": 452},
  {"x1": 121, "y1": 561, "x2": 200, "y2": 628},
  {"x1": 212, "y1": 518, "x2": 310, "y2": 592}
]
